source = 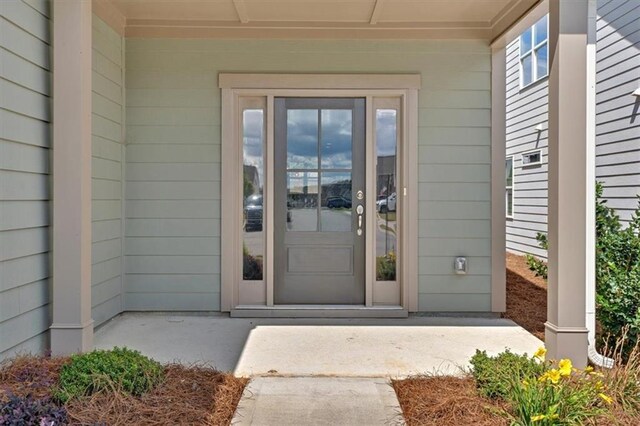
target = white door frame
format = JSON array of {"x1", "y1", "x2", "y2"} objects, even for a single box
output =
[{"x1": 219, "y1": 74, "x2": 420, "y2": 317}]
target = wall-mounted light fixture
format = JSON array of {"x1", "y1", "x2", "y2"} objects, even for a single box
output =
[
  {"x1": 535, "y1": 123, "x2": 544, "y2": 132},
  {"x1": 633, "y1": 87, "x2": 640, "y2": 97},
  {"x1": 454, "y1": 257, "x2": 467, "y2": 275}
]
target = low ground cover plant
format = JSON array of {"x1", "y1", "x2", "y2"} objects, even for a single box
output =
[
  {"x1": 0, "y1": 394, "x2": 68, "y2": 426},
  {"x1": 471, "y1": 348, "x2": 613, "y2": 425},
  {"x1": 55, "y1": 347, "x2": 163, "y2": 403}
]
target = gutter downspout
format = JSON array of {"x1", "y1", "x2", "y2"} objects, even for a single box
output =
[{"x1": 586, "y1": 0, "x2": 613, "y2": 369}]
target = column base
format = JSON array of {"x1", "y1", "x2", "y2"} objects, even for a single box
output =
[
  {"x1": 544, "y1": 321, "x2": 589, "y2": 367},
  {"x1": 50, "y1": 320, "x2": 94, "y2": 355}
]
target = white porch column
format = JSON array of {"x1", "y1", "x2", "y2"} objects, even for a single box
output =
[
  {"x1": 51, "y1": 0, "x2": 94, "y2": 354},
  {"x1": 546, "y1": 0, "x2": 590, "y2": 367}
]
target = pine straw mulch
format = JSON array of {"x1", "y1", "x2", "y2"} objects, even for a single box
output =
[
  {"x1": 0, "y1": 355, "x2": 248, "y2": 426},
  {"x1": 392, "y1": 376, "x2": 507, "y2": 426},
  {"x1": 504, "y1": 252, "x2": 547, "y2": 341}
]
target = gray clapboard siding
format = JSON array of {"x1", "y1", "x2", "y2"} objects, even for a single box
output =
[
  {"x1": 596, "y1": 0, "x2": 640, "y2": 224},
  {"x1": 126, "y1": 39, "x2": 493, "y2": 312},
  {"x1": 505, "y1": 34, "x2": 550, "y2": 259},
  {"x1": 0, "y1": 0, "x2": 50, "y2": 360},
  {"x1": 91, "y1": 15, "x2": 124, "y2": 326}
]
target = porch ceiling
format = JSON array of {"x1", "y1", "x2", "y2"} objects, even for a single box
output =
[{"x1": 96, "y1": 0, "x2": 542, "y2": 39}]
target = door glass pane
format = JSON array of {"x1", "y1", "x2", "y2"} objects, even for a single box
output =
[
  {"x1": 376, "y1": 109, "x2": 397, "y2": 281},
  {"x1": 287, "y1": 171, "x2": 318, "y2": 231},
  {"x1": 320, "y1": 172, "x2": 352, "y2": 232},
  {"x1": 321, "y1": 109, "x2": 352, "y2": 169},
  {"x1": 242, "y1": 109, "x2": 264, "y2": 280},
  {"x1": 287, "y1": 109, "x2": 318, "y2": 169}
]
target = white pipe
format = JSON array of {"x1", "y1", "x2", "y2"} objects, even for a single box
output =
[{"x1": 586, "y1": 0, "x2": 613, "y2": 368}]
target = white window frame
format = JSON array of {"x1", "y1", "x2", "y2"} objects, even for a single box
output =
[
  {"x1": 521, "y1": 149, "x2": 542, "y2": 167},
  {"x1": 519, "y1": 15, "x2": 549, "y2": 89},
  {"x1": 506, "y1": 156, "x2": 514, "y2": 219}
]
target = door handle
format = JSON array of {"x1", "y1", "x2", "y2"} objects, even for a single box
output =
[{"x1": 356, "y1": 204, "x2": 364, "y2": 236}]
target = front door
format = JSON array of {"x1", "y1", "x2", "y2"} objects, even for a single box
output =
[{"x1": 274, "y1": 98, "x2": 366, "y2": 304}]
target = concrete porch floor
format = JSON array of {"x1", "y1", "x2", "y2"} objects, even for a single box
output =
[{"x1": 94, "y1": 313, "x2": 542, "y2": 377}]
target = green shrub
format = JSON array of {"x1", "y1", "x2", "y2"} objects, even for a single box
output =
[
  {"x1": 594, "y1": 183, "x2": 640, "y2": 355},
  {"x1": 376, "y1": 251, "x2": 396, "y2": 281},
  {"x1": 525, "y1": 233, "x2": 548, "y2": 279},
  {"x1": 470, "y1": 349, "x2": 545, "y2": 399},
  {"x1": 527, "y1": 183, "x2": 640, "y2": 355},
  {"x1": 55, "y1": 347, "x2": 163, "y2": 403}
]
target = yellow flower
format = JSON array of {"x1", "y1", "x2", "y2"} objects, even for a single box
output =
[
  {"x1": 545, "y1": 369, "x2": 561, "y2": 384},
  {"x1": 584, "y1": 366, "x2": 594, "y2": 373},
  {"x1": 534, "y1": 347, "x2": 547, "y2": 361},
  {"x1": 598, "y1": 393, "x2": 613, "y2": 404},
  {"x1": 531, "y1": 414, "x2": 546, "y2": 422},
  {"x1": 522, "y1": 379, "x2": 529, "y2": 388},
  {"x1": 558, "y1": 359, "x2": 572, "y2": 376}
]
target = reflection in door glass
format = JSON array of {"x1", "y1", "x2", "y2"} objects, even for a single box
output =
[
  {"x1": 376, "y1": 109, "x2": 397, "y2": 281},
  {"x1": 287, "y1": 171, "x2": 318, "y2": 231},
  {"x1": 287, "y1": 109, "x2": 319, "y2": 169},
  {"x1": 321, "y1": 172, "x2": 352, "y2": 232},
  {"x1": 321, "y1": 110, "x2": 352, "y2": 169},
  {"x1": 243, "y1": 109, "x2": 264, "y2": 280}
]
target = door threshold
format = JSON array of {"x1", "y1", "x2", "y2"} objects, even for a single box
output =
[{"x1": 230, "y1": 305, "x2": 408, "y2": 318}]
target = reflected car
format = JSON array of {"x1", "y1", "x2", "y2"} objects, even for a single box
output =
[
  {"x1": 244, "y1": 194, "x2": 292, "y2": 232},
  {"x1": 244, "y1": 194, "x2": 263, "y2": 232},
  {"x1": 326, "y1": 196, "x2": 352, "y2": 209},
  {"x1": 376, "y1": 192, "x2": 396, "y2": 213}
]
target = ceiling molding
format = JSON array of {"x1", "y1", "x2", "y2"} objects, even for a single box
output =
[
  {"x1": 92, "y1": 0, "x2": 126, "y2": 35},
  {"x1": 491, "y1": 0, "x2": 544, "y2": 43},
  {"x1": 369, "y1": 0, "x2": 385, "y2": 25},
  {"x1": 232, "y1": 0, "x2": 250, "y2": 24}
]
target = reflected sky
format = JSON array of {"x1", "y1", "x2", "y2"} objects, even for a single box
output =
[
  {"x1": 376, "y1": 110, "x2": 397, "y2": 157},
  {"x1": 243, "y1": 109, "x2": 264, "y2": 182}
]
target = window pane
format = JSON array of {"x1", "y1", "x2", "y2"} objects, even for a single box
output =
[
  {"x1": 520, "y1": 27, "x2": 532, "y2": 54},
  {"x1": 321, "y1": 110, "x2": 352, "y2": 169},
  {"x1": 521, "y1": 54, "x2": 533, "y2": 86},
  {"x1": 320, "y1": 172, "x2": 352, "y2": 232},
  {"x1": 506, "y1": 158, "x2": 513, "y2": 186},
  {"x1": 536, "y1": 44, "x2": 548, "y2": 79},
  {"x1": 376, "y1": 109, "x2": 397, "y2": 281},
  {"x1": 506, "y1": 188, "x2": 514, "y2": 217},
  {"x1": 287, "y1": 171, "x2": 318, "y2": 231},
  {"x1": 287, "y1": 109, "x2": 318, "y2": 169},
  {"x1": 534, "y1": 15, "x2": 548, "y2": 46},
  {"x1": 243, "y1": 109, "x2": 264, "y2": 280}
]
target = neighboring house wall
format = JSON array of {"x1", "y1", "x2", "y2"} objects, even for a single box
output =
[
  {"x1": 91, "y1": 16, "x2": 125, "y2": 326},
  {"x1": 0, "y1": 0, "x2": 51, "y2": 359},
  {"x1": 125, "y1": 39, "x2": 493, "y2": 312},
  {"x1": 596, "y1": 0, "x2": 640, "y2": 223},
  {"x1": 506, "y1": 0, "x2": 640, "y2": 260},
  {"x1": 505, "y1": 36, "x2": 549, "y2": 259}
]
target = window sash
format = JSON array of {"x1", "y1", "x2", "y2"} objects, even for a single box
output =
[{"x1": 519, "y1": 16, "x2": 549, "y2": 88}]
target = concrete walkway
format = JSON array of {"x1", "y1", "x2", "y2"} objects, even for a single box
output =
[{"x1": 95, "y1": 313, "x2": 542, "y2": 425}]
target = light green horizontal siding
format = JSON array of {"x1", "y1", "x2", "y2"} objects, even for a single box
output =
[
  {"x1": 126, "y1": 38, "x2": 492, "y2": 312},
  {"x1": 0, "y1": 0, "x2": 50, "y2": 360},
  {"x1": 91, "y1": 15, "x2": 124, "y2": 326}
]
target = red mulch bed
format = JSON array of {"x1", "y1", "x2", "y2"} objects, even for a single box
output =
[
  {"x1": 504, "y1": 252, "x2": 547, "y2": 341},
  {"x1": 392, "y1": 376, "x2": 507, "y2": 426},
  {"x1": 0, "y1": 355, "x2": 247, "y2": 425}
]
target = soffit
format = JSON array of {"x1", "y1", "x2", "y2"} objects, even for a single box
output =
[{"x1": 100, "y1": 0, "x2": 542, "y2": 39}]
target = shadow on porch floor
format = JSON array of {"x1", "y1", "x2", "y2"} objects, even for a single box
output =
[{"x1": 94, "y1": 313, "x2": 542, "y2": 378}]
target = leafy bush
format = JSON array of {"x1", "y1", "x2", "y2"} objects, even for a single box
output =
[
  {"x1": 376, "y1": 251, "x2": 396, "y2": 281},
  {"x1": 0, "y1": 394, "x2": 68, "y2": 425},
  {"x1": 594, "y1": 183, "x2": 640, "y2": 354},
  {"x1": 525, "y1": 233, "x2": 548, "y2": 279},
  {"x1": 470, "y1": 349, "x2": 545, "y2": 399},
  {"x1": 55, "y1": 347, "x2": 163, "y2": 403},
  {"x1": 242, "y1": 244, "x2": 263, "y2": 280},
  {"x1": 504, "y1": 361, "x2": 609, "y2": 425}
]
